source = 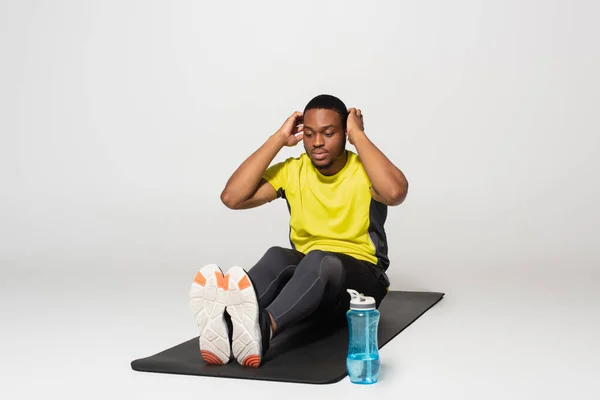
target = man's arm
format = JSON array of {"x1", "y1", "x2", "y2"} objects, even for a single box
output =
[
  {"x1": 347, "y1": 108, "x2": 409, "y2": 207},
  {"x1": 220, "y1": 112, "x2": 304, "y2": 210}
]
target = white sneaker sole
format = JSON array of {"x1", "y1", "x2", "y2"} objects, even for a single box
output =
[
  {"x1": 189, "y1": 264, "x2": 231, "y2": 364},
  {"x1": 226, "y1": 266, "x2": 263, "y2": 367}
]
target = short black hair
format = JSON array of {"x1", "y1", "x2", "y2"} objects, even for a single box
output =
[{"x1": 303, "y1": 94, "x2": 349, "y2": 132}]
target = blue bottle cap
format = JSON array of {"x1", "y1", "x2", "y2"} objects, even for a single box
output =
[{"x1": 347, "y1": 289, "x2": 376, "y2": 310}]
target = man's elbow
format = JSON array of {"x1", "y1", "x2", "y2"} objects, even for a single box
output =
[
  {"x1": 388, "y1": 182, "x2": 408, "y2": 206},
  {"x1": 220, "y1": 190, "x2": 241, "y2": 210}
]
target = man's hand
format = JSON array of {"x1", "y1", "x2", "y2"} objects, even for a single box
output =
[
  {"x1": 345, "y1": 107, "x2": 409, "y2": 206},
  {"x1": 346, "y1": 108, "x2": 365, "y2": 145},
  {"x1": 221, "y1": 112, "x2": 303, "y2": 210},
  {"x1": 275, "y1": 111, "x2": 304, "y2": 147}
]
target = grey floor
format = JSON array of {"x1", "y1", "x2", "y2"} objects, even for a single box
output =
[{"x1": 1, "y1": 264, "x2": 598, "y2": 400}]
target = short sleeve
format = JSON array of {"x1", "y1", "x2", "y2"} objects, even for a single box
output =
[
  {"x1": 355, "y1": 154, "x2": 375, "y2": 192},
  {"x1": 262, "y1": 159, "x2": 289, "y2": 198}
]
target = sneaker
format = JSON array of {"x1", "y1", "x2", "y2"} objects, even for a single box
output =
[
  {"x1": 226, "y1": 266, "x2": 271, "y2": 367},
  {"x1": 189, "y1": 264, "x2": 231, "y2": 364}
]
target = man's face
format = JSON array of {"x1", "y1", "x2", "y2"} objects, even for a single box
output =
[{"x1": 302, "y1": 108, "x2": 347, "y2": 173}]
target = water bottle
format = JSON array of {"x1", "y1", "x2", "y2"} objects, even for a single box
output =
[{"x1": 346, "y1": 289, "x2": 380, "y2": 384}]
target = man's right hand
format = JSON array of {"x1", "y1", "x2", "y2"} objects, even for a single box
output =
[{"x1": 275, "y1": 111, "x2": 304, "y2": 147}]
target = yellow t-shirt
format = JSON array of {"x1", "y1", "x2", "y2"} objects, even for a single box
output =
[{"x1": 262, "y1": 150, "x2": 390, "y2": 270}]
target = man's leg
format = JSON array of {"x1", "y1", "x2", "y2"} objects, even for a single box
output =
[
  {"x1": 224, "y1": 246, "x2": 303, "y2": 367},
  {"x1": 246, "y1": 246, "x2": 304, "y2": 308},
  {"x1": 226, "y1": 249, "x2": 387, "y2": 367},
  {"x1": 323, "y1": 252, "x2": 389, "y2": 327},
  {"x1": 265, "y1": 250, "x2": 346, "y2": 334},
  {"x1": 265, "y1": 250, "x2": 388, "y2": 334}
]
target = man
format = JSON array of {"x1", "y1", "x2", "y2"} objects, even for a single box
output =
[{"x1": 189, "y1": 94, "x2": 408, "y2": 367}]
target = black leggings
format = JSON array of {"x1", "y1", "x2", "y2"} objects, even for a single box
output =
[{"x1": 247, "y1": 246, "x2": 389, "y2": 334}]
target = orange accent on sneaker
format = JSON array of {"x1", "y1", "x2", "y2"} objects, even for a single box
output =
[
  {"x1": 194, "y1": 272, "x2": 207, "y2": 286},
  {"x1": 242, "y1": 354, "x2": 260, "y2": 368},
  {"x1": 223, "y1": 273, "x2": 230, "y2": 290},
  {"x1": 216, "y1": 272, "x2": 225, "y2": 289},
  {"x1": 201, "y1": 350, "x2": 224, "y2": 365},
  {"x1": 238, "y1": 275, "x2": 251, "y2": 291}
]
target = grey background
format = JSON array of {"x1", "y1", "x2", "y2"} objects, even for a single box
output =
[{"x1": 1, "y1": 0, "x2": 599, "y2": 399}]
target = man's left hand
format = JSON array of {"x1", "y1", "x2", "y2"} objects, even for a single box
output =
[{"x1": 346, "y1": 108, "x2": 366, "y2": 145}]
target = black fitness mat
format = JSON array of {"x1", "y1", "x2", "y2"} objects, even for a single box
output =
[{"x1": 131, "y1": 290, "x2": 444, "y2": 384}]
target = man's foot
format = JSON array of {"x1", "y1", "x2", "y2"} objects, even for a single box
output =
[
  {"x1": 189, "y1": 264, "x2": 231, "y2": 364},
  {"x1": 226, "y1": 266, "x2": 271, "y2": 367}
]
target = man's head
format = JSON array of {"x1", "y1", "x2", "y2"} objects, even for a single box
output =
[{"x1": 302, "y1": 94, "x2": 348, "y2": 174}]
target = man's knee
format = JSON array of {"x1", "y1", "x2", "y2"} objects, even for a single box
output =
[
  {"x1": 300, "y1": 250, "x2": 342, "y2": 273},
  {"x1": 303, "y1": 249, "x2": 329, "y2": 260},
  {"x1": 264, "y1": 245, "x2": 288, "y2": 256}
]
